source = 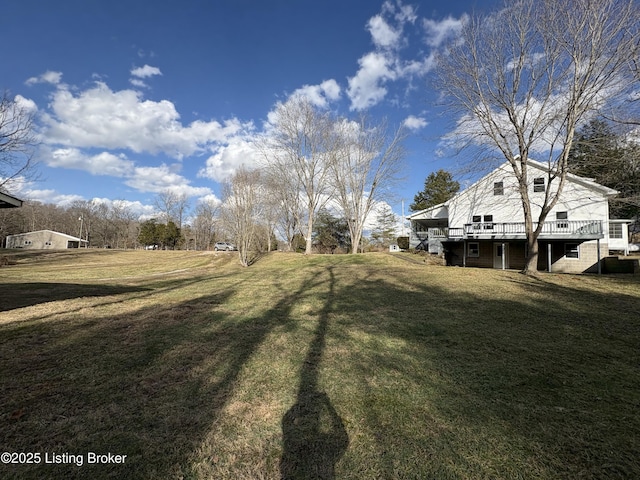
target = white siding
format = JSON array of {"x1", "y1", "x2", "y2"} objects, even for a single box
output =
[
  {"x1": 5, "y1": 230, "x2": 83, "y2": 249},
  {"x1": 447, "y1": 162, "x2": 613, "y2": 242}
]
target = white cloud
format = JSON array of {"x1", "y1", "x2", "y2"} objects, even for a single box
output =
[
  {"x1": 125, "y1": 163, "x2": 212, "y2": 196},
  {"x1": 393, "y1": 2, "x2": 418, "y2": 24},
  {"x1": 347, "y1": 1, "x2": 429, "y2": 111},
  {"x1": 23, "y1": 186, "x2": 84, "y2": 207},
  {"x1": 130, "y1": 65, "x2": 162, "y2": 78},
  {"x1": 400, "y1": 54, "x2": 436, "y2": 77},
  {"x1": 41, "y1": 82, "x2": 251, "y2": 158},
  {"x1": 197, "y1": 193, "x2": 222, "y2": 207},
  {"x1": 440, "y1": 90, "x2": 593, "y2": 158},
  {"x1": 129, "y1": 78, "x2": 148, "y2": 88},
  {"x1": 292, "y1": 79, "x2": 341, "y2": 108},
  {"x1": 40, "y1": 146, "x2": 211, "y2": 197},
  {"x1": 347, "y1": 52, "x2": 397, "y2": 111},
  {"x1": 422, "y1": 15, "x2": 468, "y2": 48},
  {"x1": 403, "y1": 115, "x2": 428, "y2": 131},
  {"x1": 92, "y1": 197, "x2": 158, "y2": 220},
  {"x1": 11, "y1": 178, "x2": 156, "y2": 217},
  {"x1": 505, "y1": 53, "x2": 546, "y2": 72},
  {"x1": 129, "y1": 65, "x2": 162, "y2": 88},
  {"x1": 199, "y1": 138, "x2": 262, "y2": 183},
  {"x1": 368, "y1": 14, "x2": 401, "y2": 49},
  {"x1": 13, "y1": 94, "x2": 38, "y2": 113},
  {"x1": 47, "y1": 148, "x2": 135, "y2": 177},
  {"x1": 25, "y1": 71, "x2": 63, "y2": 86}
]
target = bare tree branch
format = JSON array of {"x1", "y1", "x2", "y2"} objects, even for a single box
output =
[
  {"x1": 259, "y1": 97, "x2": 336, "y2": 254},
  {"x1": 0, "y1": 92, "x2": 38, "y2": 192},
  {"x1": 436, "y1": 0, "x2": 640, "y2": 273},
  {"x1": 331, "y1": 116, "x2": 406, "y2": 253}
]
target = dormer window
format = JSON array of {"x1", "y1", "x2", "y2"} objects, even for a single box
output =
[{"x1": 533, "y1": 177, "x2": 545, "y2": 192}]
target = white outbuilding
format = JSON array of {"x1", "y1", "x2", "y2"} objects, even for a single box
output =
[{"x1": 5, "y1": 230, "x2": 88, "y2": 250}]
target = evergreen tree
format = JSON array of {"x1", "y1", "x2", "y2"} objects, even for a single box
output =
[
  {"x1": 138, "y1": 219, "x2": 161, "y2": 248},
  {"x1": 370, "y1": 204, "x2": 397, "y2": 247},
  {"x1": 312, "y1": 209, "x2": 350, "y2": 254},
  {"x1": 162, "y1": 221, "x2": 182, "y2": 250},
  {"x1": 410, "y1": 169, "x2": 460, "y2": 211}
]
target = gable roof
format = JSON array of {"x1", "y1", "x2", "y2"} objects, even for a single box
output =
[
  {"x1": 449, "y1": 158, "x2": 619, "y2": 208},
  {"x1": 407, "y1": 158, "x2": 619, "y2": 221},
  {"x1": 9, "y1": 230, "x2": 86, "y2": 242},
  {"x1": 526, "y1": 159, "x2": 619, "y2": 197},
  {"x1": 406, "y1": 202, "x2": 448, "y2": 220}
]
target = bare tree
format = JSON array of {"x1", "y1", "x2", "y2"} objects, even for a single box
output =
[
  {"x1": 331, "y1": 117, "x2": 405, "y2": 254},
  {"x1": 154, "y1": 190, "x2": 190, "y2": 228},
  {"x1": 221, "y1": 167, "x2": 263, "y2": 266},
  {"x1": 192, "y1": 198, "x2": 219, "y2": 250},
  {"x1": 436, "y1": 0, "x2": 640, "y2": 274},
  {"x1": 261, "y1": 97, "x2": 336, "y2": 254},
  {"x1": 1, "y1": 92, "x2": 38, "y2": 192},
  {"x1": 69, "y1": 199, "x2": 101, "y2": 246},
  {"x1": 261, "y1": 167, "x2": 304, "y2": 251},
  {"x1": 109, "y1": 200, "x2": 138, "y2": 248}
]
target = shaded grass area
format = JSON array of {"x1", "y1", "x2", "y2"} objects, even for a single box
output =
[{"x1": 0, "y1": 250, "x2": 639, "y2": 479}]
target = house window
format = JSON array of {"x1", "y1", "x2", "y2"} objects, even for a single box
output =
[
  {"x1": 493, "y1": 181, "x2": 504, "y2": 195},
  {"x1": 468, "y1": 242, "x2": 480, "y2": 257},
  {"x1": 609, "y1": 223, "x2": 623, "y2": 239},
  {"x1": 556, "y1": 211, "x2": 568, "y2": 229},
  {"x1": 533, "y1": 177, "x2": 545, "y2": 192},
  {"x1": 472, "y1": 215, "x2": 482, "y2": 230},
  {"x1": 564, "y1": 243, "x2": 579, "y2": 259},
  {"x1": 24, "y1": 240, "x2": 32, "y2": 245},
  {"x1": 483, "y1": 214, "x2": 494, "y2": 229},
  {"x1": 45, "y1": 241, "x2": 53, "y2": 246}
]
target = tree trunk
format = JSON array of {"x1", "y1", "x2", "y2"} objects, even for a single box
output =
[
  {"x1": 351, "y1": 227, "x2": 363, "y2": 254},
  {"x1": 523, "y1": 236, "x2": 539, "y2": 275},
  {"x1": 349, "y1": 225, "x2": 358, "y2": 254},
  {"x1": 305, "y1": 221, "x2": 314, "y2": 255},
  {"x1": 519, "y1": 175, "x2": 540, "y2": 275}
]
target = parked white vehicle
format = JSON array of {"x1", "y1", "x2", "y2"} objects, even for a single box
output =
[{"x1": 214, "y1": 242, "x2": 236, "y2": 251}]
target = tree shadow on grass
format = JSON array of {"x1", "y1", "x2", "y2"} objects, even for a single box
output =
[
  {"x1": 329, "y1": 271, "x2": 640, "y2": 478},
  {"x1": 280, "y1": 267, "x2": 349, "y2": 479},
  {"x1": 0, "y1": 272, "x2": 295, "y2": 480},
  {"x1": 0, "y1": 266, "x2": 352, "y2": 480},
  {"x1": 0, "y1": 283, "x2": 152, "y2": 311}
]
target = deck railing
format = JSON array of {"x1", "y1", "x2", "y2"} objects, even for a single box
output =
[
  {"x1": 462, "y1": 220, "x2": 602, "y2": 237},
  {"x1": 411, "y1": 220, "x2": 603, "y2": 242}
]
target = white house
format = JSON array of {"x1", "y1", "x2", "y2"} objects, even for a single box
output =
[
  {"x1": 5, "y1": 230, "x2": 88, "y2": 250},
  {"x1": 408, "y1": 160, "x2": 630, "y2": 273}
]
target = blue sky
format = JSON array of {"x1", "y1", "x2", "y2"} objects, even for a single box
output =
[{"x1": 2, "y1": 0, "x2": 498, "y2": 220}]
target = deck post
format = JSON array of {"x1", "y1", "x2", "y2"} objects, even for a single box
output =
[
  {"x1": 597, "y1": 239, "x2": 601, "y2": 275},
  {"x1": 463, "y1": 241, "x2": 466, "y2": 267},
  {"x1": 547, "y1": 242, "x2": 552, "y2": 272},
  {"x1": 502, "y1": 242, "x2": 506, "y2": 270}
]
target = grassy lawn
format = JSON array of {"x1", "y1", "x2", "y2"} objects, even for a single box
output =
[{"x1": 1, "y1": 249, "x2": 639, "y2": 479}]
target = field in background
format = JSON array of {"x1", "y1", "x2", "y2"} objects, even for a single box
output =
[{"x1": 1, "y1": 250, "x2": 639, "y2": 479}]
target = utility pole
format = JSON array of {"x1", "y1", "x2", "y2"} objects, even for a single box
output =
[{"x1": 78, "y1": 216, "x2": 84, "y2": 247}]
